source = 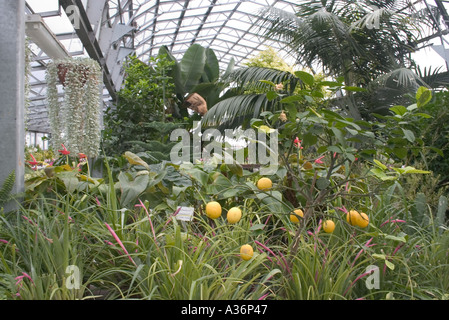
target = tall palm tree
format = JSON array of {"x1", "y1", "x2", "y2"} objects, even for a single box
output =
[{"x1": 203, "y1": 0, "x2": 436, "y2": 128}]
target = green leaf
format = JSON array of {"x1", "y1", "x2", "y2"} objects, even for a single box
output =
[
  {"x1": 179, "y1": 44, "x2": 207, "y2": 93},
  {"x1": 429, "y1": 147, "x2": 444, "y2": 157},
  {"x1": 280, "y1": 95, "x2": 303, "y2": 104},
  {"x1": 416, "y1": 87, "x2": 432, "y2": 108},
  {"x1": 402, "y1": 129, "x2": 415, "y2": 143},
  {"x1": 249, "y1": 224, "x2": 266, "y2": 231},
  {"x1": 266, "y1": 91, "x2": 278, "y2": 101},
  {"x1": 118, "y1": 172, "x2": 150, "y2": 207},
  {"x1": 330, "y1": 127, "x2": 346, "y2": 146},
  {"x1": 316, "y1": 177, "x2": 330, "y2": 190},
  {"x1": 393, "y1": 148, "x2": 408, "y2": 159},
  {"x1": 259, "y1": 80, "x2": 276, "y2": 86},
  {"x1": 204, "y1": 48, "x2": 220, "y2": 82},
  {"x1": 391, "y1": 166, "x2": 431, "y2": 175},
  {"x1": 414, "y1": 113, "x2": 432, "y2": 119},
  {"x1": 294, "y1": 70, "x2": 315, "y2": 87},
  {"x1": 373, "y1": 159, "x2": 387, "y2": 170},
  {"x1": 390, "y1": 105, "x2": 407, "y2": 116}
]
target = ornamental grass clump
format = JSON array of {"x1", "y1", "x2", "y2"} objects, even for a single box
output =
[{"x1": 46, "y1": 57, "x2": 102, "y2": 158}]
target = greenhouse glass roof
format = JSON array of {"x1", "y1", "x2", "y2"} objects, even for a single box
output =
[{"x1": 24, "y1": 0, "x2": 449, "y2": 133}]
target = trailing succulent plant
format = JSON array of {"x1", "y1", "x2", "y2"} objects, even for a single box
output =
[{"x1": 46, "y1": 57, "x2": 103, "y2": 158}]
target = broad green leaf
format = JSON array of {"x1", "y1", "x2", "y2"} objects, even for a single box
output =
[
  {"x1": 266, "y1": 91, "x2": 278, "y2": 101},
  {"x1": 390, "y1": 105, "x2": 407, "y2": 116},
  {"x1": 258, "y1": 125, "x2": 276, "y2": 134},
  {"x1": 402, "y1": 129, "x2": 415, "y2": 143},
  {"x1": 204, "y1": 48, "x2": 220, "y2": 82},
  {"x1": 316, "y1": 177, "x2": 330, "y2": 190},
  {"x1": 294, "y1": 70, "x2": 314, "y2": 87},
  {"x1": 393, "y1": 148, "x2": 408, "y2": 159},
  {"x1": 416, "y1": 86, "x2": 432, "y2": 108},
  {"x1": 118, "y1": 172, "x2": 150, "y2": 207},
  {"x1": 124, "y1": 151, "x2": 150, "y2": 170},
  {"x1": 179, "y1": 44, "x2": 207, "y2": 93}
]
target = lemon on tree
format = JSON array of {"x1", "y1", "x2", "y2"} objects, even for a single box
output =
[
  {"x1": 205, "y1": 201, "x2": 222, "y2": 219},
  {"x1": 240, "y1": 244, "x2": 254, "y2": 261},
  {"x1": 227, "y1": 207, "x2": 242, "y2": 224},
  {"x1": 290, "y1": 209, "x2": 304, "y2": 224},
  {"x1": 257, "y1": 177, "x2": 272, "y2": 190},
  {"x1": 357, "y1": 212, "x2": 369, "y2": 228},
  {"x1": 322, "y1": 220, "x2": 335, "y2": 233},
  {"x1": 346, "y1": 210, "x2": 360, "y2": 226}
]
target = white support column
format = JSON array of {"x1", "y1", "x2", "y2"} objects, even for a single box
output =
[{"x1": 0, "y1": 0, "x2": 25, "y2": 211}]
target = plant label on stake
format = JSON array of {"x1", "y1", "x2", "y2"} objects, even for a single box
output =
[{"x1": 176, "y1": 206, "x2": 195, "y2": 222}]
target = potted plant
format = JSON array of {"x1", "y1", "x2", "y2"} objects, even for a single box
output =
[{"x1": 46, "y1": 57, "x2": 102, "y2": 158}]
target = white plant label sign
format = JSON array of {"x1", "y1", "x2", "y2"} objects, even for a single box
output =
[{"x1": 176, "y1": 206, "x2": 195, "y2": 222}]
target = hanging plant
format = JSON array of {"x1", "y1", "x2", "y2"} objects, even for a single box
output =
[{"x1": 46, "y1": 57, "x2": 102, "y2": 158}]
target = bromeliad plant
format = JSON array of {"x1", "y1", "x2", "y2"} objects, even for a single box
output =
[{"x1": 46, "y1": 57, "x2": 102, "y2": 158}]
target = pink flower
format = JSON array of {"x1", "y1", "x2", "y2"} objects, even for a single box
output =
[
  {"x1": 105, "y1": 222, "x2": 137, "y2": 267},
  {"x1": 314, "y1": 155, "x2": 325, "y2": 164}
]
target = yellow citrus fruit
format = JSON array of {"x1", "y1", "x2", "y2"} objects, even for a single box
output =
[
  {"x1": 227, "y1": 207, "x2": 242, "y2": 224},
  {"x1": 205, "y1": 201, "x2": 222, "y2": 219},
  {"x1": 240, "y1": 244, "x2": 254, "y2": 261},
  {"x1": 257, "y1": 177, "x2": 272, "y2": 190},
  {"x1": 357, "y1": 212, "x2": 369, "y2": 228},
  {"x1": 346, "y1": 210, "x2": 360, "y2": 226},
  {"x1": 290, "y1": 209, "x2": 304, "y2": 224},
  {"x1": 322, "y1": 220, "x2": 336, "y2": 233}
]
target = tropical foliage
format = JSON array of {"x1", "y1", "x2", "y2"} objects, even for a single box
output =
[{"x1": 5, "y1": 1, "x2": 449, "y2": 302}]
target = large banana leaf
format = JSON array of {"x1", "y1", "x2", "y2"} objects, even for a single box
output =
[
  {"x1": 203, "y1": 48, "x2": 220, "y2": 83},
  {"x1": 179, "y1": 44, "x2": 207, "y2": 93}
]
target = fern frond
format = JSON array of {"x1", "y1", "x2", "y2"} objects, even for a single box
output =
[{"x1": 0, "y1": 171, "x2": 15, "y2": 207}]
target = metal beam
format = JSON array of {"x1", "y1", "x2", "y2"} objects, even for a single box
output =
[{"x1": 59, "y1": 0, "x2": 117, "y2": 101}]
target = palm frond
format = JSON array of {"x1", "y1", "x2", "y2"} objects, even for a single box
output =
[
  {"x1": 201, "y1": 94, "x2": 274, "y2": 130},
  {"x1": 224, "y1": 67, "x2": 298, "y2": 93},
  {"x1": 371, "y1": 67, "x2": 427, "y2": 89}
]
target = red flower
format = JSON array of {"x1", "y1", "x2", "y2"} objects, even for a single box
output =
[
  {"x1": 28, "y1": 154, "x2": 39, "y2": 170},
  {"x1": 58, "y1": 144, "x2": 70, "y2": 155},
  {"x1": 294, "y1": 137, "x2": 303, "y2": 149},
  {"x1": 78, "y1": 153, "x2": 87, "y2": 159}
]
